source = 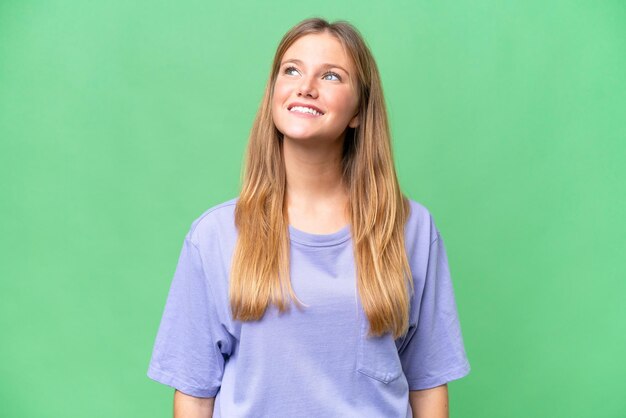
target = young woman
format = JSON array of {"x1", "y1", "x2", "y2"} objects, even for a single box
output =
[{"x1": 148, "y1": 17, "x2": 470, "y2": 418}]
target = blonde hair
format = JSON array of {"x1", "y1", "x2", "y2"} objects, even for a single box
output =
[{"x1": 230, "y1": 17, "x2": 412, "y2": 338}]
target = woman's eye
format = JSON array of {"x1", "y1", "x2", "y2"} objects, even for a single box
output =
[
  {"x1": 323, "y1": 72, "x2": 341, "y2": 81},
  {"x1": 284, "y1": 66, "x2": 299, "y2": 76},
  {"x1": 283, "y1": 66, "x2": 341, "y2": 81}
]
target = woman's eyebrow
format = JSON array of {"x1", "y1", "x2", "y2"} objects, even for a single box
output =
[{"x1": 281, "y1": 58, "x2": 350, "y2": 76}]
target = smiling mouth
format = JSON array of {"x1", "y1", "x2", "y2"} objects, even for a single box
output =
[{"x1": 288, "y1": 105, "x2": 324, "y2": 116}]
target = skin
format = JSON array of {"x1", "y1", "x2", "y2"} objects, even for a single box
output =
[
  {"x1": 271, "y1": 32, "x2": 359, "y2": 233},
  {"x1": 409, "y1": 384, "x2": 449, "y2": 418},
  {"x1": 174, "y1": 390, "x2": 214, "y2": 418},
  {"x1": 173, "y1": 32, "x2": 449, "y2": 417}
]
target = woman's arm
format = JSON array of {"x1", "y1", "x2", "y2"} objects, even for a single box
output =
[
  {"x1": 409, "y1": 384, "x2": 449, "y2": 418},
  {"x1": 173, "y1": 390, "x2": 215, "y2": 418}
]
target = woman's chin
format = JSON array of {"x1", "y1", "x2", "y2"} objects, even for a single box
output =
[{"x1": 281, "y1": 132, "x2": 320, "y2": 142}]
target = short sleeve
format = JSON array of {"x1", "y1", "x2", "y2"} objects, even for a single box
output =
[
  {"x1": 398, "y1": 230, "x2": 471, "y2": 390},
  {"x1": 147, "y1": 235, "x2": 232, "y2": 397}
]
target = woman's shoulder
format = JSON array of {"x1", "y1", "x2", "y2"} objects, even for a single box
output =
[
  {"x1": 404, "y1": 197, "x2": 441, "y2": 247},
  {"x1": 181, "y1": 195, "x2": 440, "y2": 247},
  {"x1": 406, "y1": 197, "x2": 430, "y2": 221},
  {"x1": 186, "y1": 196, "x2": 239, "y2": 245}
]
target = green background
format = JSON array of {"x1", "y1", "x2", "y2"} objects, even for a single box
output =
[{"x1": 1, "y1": 1, "x2": 624, "y2": 417}]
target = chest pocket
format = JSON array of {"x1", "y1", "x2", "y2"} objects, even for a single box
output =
[{"x1": 356, "y1": 307, "x2": 403, "y2": 384}]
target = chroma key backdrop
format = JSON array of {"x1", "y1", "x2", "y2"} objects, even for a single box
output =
[{"x1": 0, "y1": 1, "x2": 624, "y2": 417}]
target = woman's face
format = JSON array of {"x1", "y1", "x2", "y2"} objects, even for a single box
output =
[{"x1": 271, "y1": 32, "x2": 360, "y2": 145}]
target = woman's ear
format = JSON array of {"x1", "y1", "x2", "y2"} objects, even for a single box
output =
[{"x1": 348, "y1": 112, "x2": 359, "y2": 128}]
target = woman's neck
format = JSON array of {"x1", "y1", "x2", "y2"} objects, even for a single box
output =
[{"x1": 282, "y1": 137, "x2": 350, "y2": 231}]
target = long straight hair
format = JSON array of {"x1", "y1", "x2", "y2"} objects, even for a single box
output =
[{"x1": 230, "y1": 17, "x2": 413, "y2": 338}]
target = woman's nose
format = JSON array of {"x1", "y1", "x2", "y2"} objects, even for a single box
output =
[{"x1": 297, "y1": 76, "x2": 318, "y2": 98}]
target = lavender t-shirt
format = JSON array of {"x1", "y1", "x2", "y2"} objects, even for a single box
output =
[{"x1": 147, "y1": 197, "x2": 470, "y2": 417}]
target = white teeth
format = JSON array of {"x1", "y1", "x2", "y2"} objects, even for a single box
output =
[{"x1": 290, "y1": 106, "x2": 322, "y2": 116}]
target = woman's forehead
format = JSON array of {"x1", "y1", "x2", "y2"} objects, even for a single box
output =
[{"x1": 281, "y1": 33, "x2": 353, "y2": 70}]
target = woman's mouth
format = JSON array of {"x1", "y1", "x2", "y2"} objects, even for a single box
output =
[{"x1": 288, "y1": 105, "x2": 324, "y2": 116}]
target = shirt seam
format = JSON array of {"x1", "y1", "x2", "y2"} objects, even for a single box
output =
[
  {"x1": 289, "y1": 236, "x2": 351, "y2": 248},
  {"x1": 429, "y1": 231, "x2": 440, "y2": 247},
  {"x1": 148, "y1": 365, "x2": 220, "y2": 397},
  {"x1": 185, "y1": 238, "x2": 233, "y2": 355},
  {"x1": 406, "y1": 362, "x2": 471, "y2": 390},
  {"x1": 188, "y1": 198, "x2": 238, "y2": 238}
]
